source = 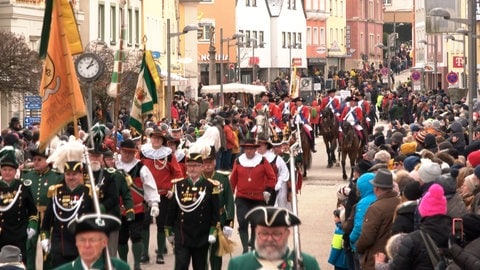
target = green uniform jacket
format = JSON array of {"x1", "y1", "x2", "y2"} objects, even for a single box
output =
[
  {"x1": 55, "y1": 254, "x2": 130, "y2": 270},
  {"x1": 227, "y1": 249, "x2": 321, "y2": 270},
  {"x1": 209, "y1": 171, "x2": 235, "y2": 226},
  {"x1": 112, "y1": 169, "x2": 134, "y2": 218},
  {"x1": 22, "y1": 168, "x2": 62, "y2": 207}
]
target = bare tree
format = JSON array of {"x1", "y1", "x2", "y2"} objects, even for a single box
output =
[{"x1": 0, "y1": 30, "x2": 42, "y2": 103}]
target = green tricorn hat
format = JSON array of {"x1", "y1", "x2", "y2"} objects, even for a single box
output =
[
  {"x1": 68, "y1": 213, "x2": 121, "y2": 235},
  {"x1": 0, "y1": 146, "x2": 18, "y2": 169}
]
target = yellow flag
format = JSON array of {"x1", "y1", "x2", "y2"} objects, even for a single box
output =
[{"x1": 38, "y1": 0, "x2": 86, "y2": 150}]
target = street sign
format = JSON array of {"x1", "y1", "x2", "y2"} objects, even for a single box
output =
[
  {"x1": 411, "y1": 71, "x2": 421, "y2": 81},
  {"x1": 446, "y1": 71, "x2": 459, "y2": 84},
  {"x1": 24, "y1": 95, "x2": 42, "y2": 110},
  {"x1": 315, "y1": 46, "x2": 327, "y2": 55},
  {"x1": 24, "y1": 117, "x2": 41, "y2": 126}
]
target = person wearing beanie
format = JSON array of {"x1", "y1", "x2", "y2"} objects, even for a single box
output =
[
  {"x1": 390, "y1": 184, "x2": 452, "y2": 270},
  {"x1": 418, "y1": 159, "x2": 442, "y2": 185},
  {"x1": 422, "y1": 133, "x2": 438, "y2": 153},
  {"x1": 399, "y1": 141, "x2": 417, "y2": 156},
  {"x1": 403, "y1": 155, "x2": 421, "y2": 172},
  {"x1": 374, "y1": 233, "x2": 408, "y2": 270},
  {"x1": 356, "y1": 169, "x2": 400, "y2": 269},
  {"x1": 374, "y1": 150, "x2": 391, "y2": 164},
  {"x1": 468, "y1": 150, "x2": 480, "y2": 168}
]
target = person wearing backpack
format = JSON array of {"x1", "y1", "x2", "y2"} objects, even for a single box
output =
[{"x1": 390, "y1": 184, "x2": 452, "y2": 270}]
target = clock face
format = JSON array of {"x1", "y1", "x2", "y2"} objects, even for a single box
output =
[{"x1": 75, "y1": 53, "x2": 104, "y2": 81}]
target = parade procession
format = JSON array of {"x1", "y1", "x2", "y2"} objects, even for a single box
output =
[{"x1": 5, "y1": 0, "x2": 480, "y2": 269}]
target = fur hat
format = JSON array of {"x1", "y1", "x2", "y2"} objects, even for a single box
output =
[
  {"x1": 418, "y1": 184, "x2": 447, "y2": 217},
  {"x1": 400, "y1": 142, "x2": 417, "y2": 155}
]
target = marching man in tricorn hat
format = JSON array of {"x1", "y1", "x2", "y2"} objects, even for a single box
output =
[{"x1": 227, "y1": 206, "x2": 320, "y2": 270}]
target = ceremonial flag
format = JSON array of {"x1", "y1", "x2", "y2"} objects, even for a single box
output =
[
  {"x1": 129, "y1": 51, "x2": 160, "y2": 133},
  {"x1": 290, "y1": 65, "x2": 299, "y2": 98},
  {"x1": 38, "y1": 0, "x2": 86, "y2": 150},
  {"x1": 107, "y1": 1, "x2": 127, "y2": 98}
]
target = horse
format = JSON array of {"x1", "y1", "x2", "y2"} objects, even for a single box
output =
[
  {"x1": 319, "y1": 108, "x2": 339, "y2": 168},
  {"x1": 340, "y1": 121, "x2": 362, "y2": 180},
  {"x1": 288, "y1": 123, "x2": 312, "y2": 178},
  {"x1": 254, "y1": 112, "x2": 272, "y2": 140}
]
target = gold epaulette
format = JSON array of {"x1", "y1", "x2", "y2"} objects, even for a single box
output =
[
  {"x1": 207, "y1": 178, "x2": 220, "y2": 186},
  {"x1": 216, "y1": 170, "x2": 231, "y2": 176},
  {"x1": 171, "y1": 178, "x2": 184, "y2": 184},
  {"x1": 85, "y1": 184, "x2": 93, "y2": 197},
  {"x1": 47, "y1": 184, "x2": 63, "y2": 198}
]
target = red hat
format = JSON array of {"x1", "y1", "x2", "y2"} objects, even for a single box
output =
[{"x1": 468, "y1": 150, "x2": 480, "y2": 167}]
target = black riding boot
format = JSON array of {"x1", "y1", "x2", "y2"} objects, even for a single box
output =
[{"x1": 310, "y1": 130, "x2": 316, "y2": 152}]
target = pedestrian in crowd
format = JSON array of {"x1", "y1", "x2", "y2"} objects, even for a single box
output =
[
  {"x1": 21, "y1": 141, "x2": 62, "y2": 270},
  {"x1": 55, "y1": 213, "x2": 129, "y2": 269},
  {"x1": 227, "y1": 206, "x2": 320, "y2": 270},
  {"x1": 41, "y1": 139, "x2": 93, "y2": 268},
  {"x1": 356, "y1": 169, "x2": 400, "y2": 270},
  {"x1": 116, "y1": 139, "x2": 160, "y2": 270},
  {"x1": 328, "y1": 208, "x2": 348, "y2": 270},
  {"x1": 165, "y1": 147, "x2": 220, "y2": 270},
  {"x1": 140, "y1": 128, "x2": 183, "y2": 264},
  {"x1": 230, "y1": 139, "x2": 277, "y2": 254},
  {"x1": 0, "y1": 245, "x2": 24, "y2": 270},
  {"x1": 390, "y1": 184, "x2": 451, "y2": 269}
]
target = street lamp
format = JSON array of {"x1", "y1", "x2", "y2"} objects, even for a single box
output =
[
  {"x1": 418, "y1": 39, "x2": 438, "y2": 93},
  {"x1": 166, "y1": 19, "x2": 198, "y2": 120},
  {"x1": 429, "y1": 5, "x2": 476, "y2": 142},
  {"x1": 219, "y1": 29, "x2": 243, "y2": 106},
  {"x1": 249, "y1": 37, "x2": 266, "y2": 83}
]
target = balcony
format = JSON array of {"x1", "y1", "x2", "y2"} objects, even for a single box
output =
[{"x1": 306, "y1": 9, "x2": 330, "y2": 21}]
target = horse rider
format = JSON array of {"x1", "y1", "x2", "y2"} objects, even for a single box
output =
[
  {"x1": 320, "y1": 88, "x2": 341, "y2": 114},
  {"x1": 354, "y1": 90, "x2": 372, "y2": 138},
  {"x1": 339, "y1": 96, "x2": 365, "y2": 146},
  {"x1": 254, "y1": 91, "x2": 282, "y2": 133},
  {"x1": 277, "y1": 94, "x2": 293, "y2": 129},
  {"x1": 291, "y1": 97, "x2": 316, "y2": 153}
]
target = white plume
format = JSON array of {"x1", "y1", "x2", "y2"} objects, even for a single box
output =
[{"x1": 47, "y1": 136, "x2": 86, "y2": 173}]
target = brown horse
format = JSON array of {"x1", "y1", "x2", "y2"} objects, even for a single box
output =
[
  {"x1": 319, "y1": 108, "x2": 339, "y2": 168},
  {"x1": 340, "y1": 121, "x2": 362, "y2": 180}
]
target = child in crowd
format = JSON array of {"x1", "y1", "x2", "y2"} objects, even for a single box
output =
[{"x1": 328, "y1": 208, "x2": 348, "y2": 270}]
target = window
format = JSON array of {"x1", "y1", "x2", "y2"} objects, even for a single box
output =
[
  {"x1": 340, "y1": 28, "x2": 344, "y2": 46},
  {"x1": 98, "y1": 4, "x2": 105, "y2": 41},
  {"x1": 292, "y1": 32, "x2": 296, "y2": 46},
  {"x1": 198, "y1": 22, "x2": 214, "y2": 41},
  {"x1": 110, "y1": 5, "x2": 116, "y2": 44},
  {"x1": 135, "y1": 9, "x2": 139, "y2": 45},
  {"x1": 245, "y1": 30, "x2": 251, "y2": 47},
  {"x1": 313, "y1": 27, "x2": 318, "y2": 45},
  {"x1": 128, "y1": 9, "x2": 132, "y2": 45},
  {"x1": 340, "y1": 1, "x2": 343, "y2": 17},
  {"x1": 287, "y1": 32, "x2": 291, "y2": 47},
  {"x1": 306, "y1": 27, "x2": 312, "y2": 45},
  {"x1": 259, "y1": 31, "x2": 264, "y2": 44},
  {"x1": 383, "y1": 0, "x2": 391, "y2": 4},
  {"x1": 246, "y1": 0, "x2": 250, "y2": 6},
  {"x1": 252, "y1": 0, "x2": 257, "y2": 6},
  {"x1": 292, "y1": 0, "x2": 296, "y2": 10},
  {"x1": 239, "y1": 30, "x2": 244, "y2": 42},
  {"x1": 252, "y1": 30, "x2": 258, "y2": 42},
  {"x1": 200, "y1": 0, "x2": 213, "y2": 2},
  {"x1": 282, "y1": 32, "x2": 286, "y2": 48},
  {"x1": 297, "y1": 33, "x2": 302, "y2": 48},
  {"x1": 320, "y1": 28, "x2": 325, "y2": 46}
]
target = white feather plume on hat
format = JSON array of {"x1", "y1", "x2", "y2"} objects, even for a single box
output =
[
  {"x1": 187, "y1": 142, "x2": 212, "y2": 160},
  {"x1": 47, "y1": 136, "x2": 86, "y2": 173}
]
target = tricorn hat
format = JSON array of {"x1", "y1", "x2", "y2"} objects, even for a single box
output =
[
  {"x1": 292, "y1": 97, "x2": 305, "y2": 103},
  {"x1": 259, "y1": 91, "x2": 271, "y2": 98},
  {"x1": 327, "y1": 88, "x2": 337, "y2": 94},
  {"x1": 187, "y1": 151, "x2": 203, "y2": 163},
  {"x1": 240, "y1": 138, "x2": 260, "y2": 148},
  {"x1": 245, "y1": 206, "x2": 301, "y2": 227},
  {"x1": 68, "y1": 213, "x2": 121, "y2": 235}
]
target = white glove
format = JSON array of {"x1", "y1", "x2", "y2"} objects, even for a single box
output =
[
  {"x1": 41, "y1": 239, "x2": 50, "y2": 253},
  {"x1": 208, "y1": 234, "x2": 216, "y2": 244},
  {"x1": 222, "y1": 226, "x2": 233, "y2": 238},
  {"x1": 166, "y1": 190, "x2": 173, "y2": 199},
  {"x1": 263, "y1": 191, "x2": 271, "y2": 204},
  {"x1": 275, "y1": 181, "x2": 283, "y2": 191},
  {"x1": 167, "y1": 235, "x2": 175, "y2": 245},
  {"x1": 150, "y1": 204, "x2": 159, "y2": 218},
  {"x1": 27, "y1": 228, "x2": 36, "y2": 240}
]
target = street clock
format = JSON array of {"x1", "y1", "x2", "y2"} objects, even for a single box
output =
[{"x1": 74, "y1": 53, "x2": 104, "y2": 82}]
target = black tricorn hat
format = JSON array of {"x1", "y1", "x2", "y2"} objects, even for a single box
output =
[
  {"x1": 64, "y1": 161, "x2": 83, "y2": 172},
  {"x1": 246, "y1": 206, "x2": 301, "y2": 227},
  {"x1": 187, "y1": 152, "x2": 203, "y2": 163},
  {"x1": 292, "y1": 96, "x2": 305, "y2": 102},
  {"x1": 327, "y1": 88, "x2": 337, "y2": 93},
  {"x1": 67, "y1": 213, "x2": 121, "y2": 235},
  {"x1": 259, "y1": 91, "x2": 271, "y2": 98},
  {"x1": 120, "y1": 139, "x2": 137, "y2": 151}
]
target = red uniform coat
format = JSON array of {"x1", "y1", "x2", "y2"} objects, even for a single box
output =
[
  {"x1": 358, "y1": 99, "x2": 371, "y2": 117},
  {"x1": 291, "y1": 105, "x2": 311, "y2": 124},
  {"x1": 320, "y1": 96, "x2": 340, "y2": 113},
  {"x1": 230, "y1": 154, "x2": 276, "y2": 201},
  {"x1": 340, "y1": 105, "x2": 364, "y2": 124},
  {"x1": 142, "y1": 154, "x2": 184, "y2": 194},
  {"x1": 254, "y1": 102, "x2": 282, "y2": 124}
]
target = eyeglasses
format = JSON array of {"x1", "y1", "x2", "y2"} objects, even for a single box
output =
[
  {"x1": 76, "y1": 237, "x2": 105, "y2": 245},
  {"x1": 256, "y1": 230, "x2": 286, "y2": 241}
]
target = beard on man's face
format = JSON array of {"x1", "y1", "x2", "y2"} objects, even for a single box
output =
[
  {"x1": 254, "y1": 239, "x2": 289, "y2": 261},
  {"x1": 90, "y1": 161, "x2": 102, "y2": 172}
]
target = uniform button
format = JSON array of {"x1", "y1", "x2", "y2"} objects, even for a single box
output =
[{"x1": 181, "y1": 219, "x2": 184, "y2": 222}]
